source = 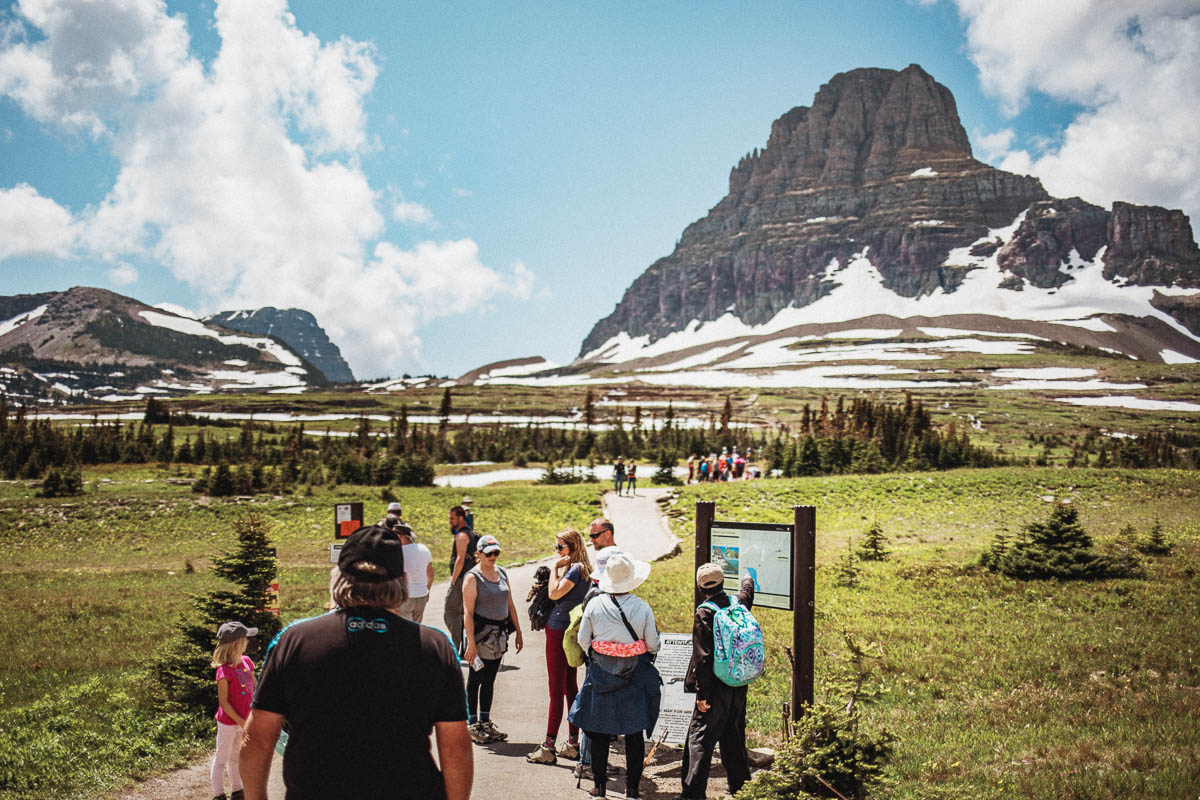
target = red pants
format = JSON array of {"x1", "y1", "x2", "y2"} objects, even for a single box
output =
[{"x1": 545, "y1": 626, "x2": 579, "y2": 739}]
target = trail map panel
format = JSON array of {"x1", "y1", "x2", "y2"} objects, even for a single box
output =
[{"x1": 710, "y1": 521, "x2": 793, "y2": 610}]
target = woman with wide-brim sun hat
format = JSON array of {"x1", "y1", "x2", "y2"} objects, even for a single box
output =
[{"x1": 569, "y1": 552, "x2": 661, "y2": 800}]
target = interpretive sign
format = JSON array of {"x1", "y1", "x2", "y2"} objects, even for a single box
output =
[
  {"x1": 334, "y1": 502, "x2": 363, "y2": 539},
  {"x1": 651, "y1": 633, "x2": 695, "y2": 745},
  {"x1": 710, "y1": 521, "x2": 794, "y2": 610}
]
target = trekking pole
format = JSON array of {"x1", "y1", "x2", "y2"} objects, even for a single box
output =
[{"x1": 643, "y1": 729, "x2": 668, "y2": 768}]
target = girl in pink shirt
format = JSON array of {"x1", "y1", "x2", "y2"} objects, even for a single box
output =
[{"x1": 211, "y1": 621, "x2": 258, "y2": 800}]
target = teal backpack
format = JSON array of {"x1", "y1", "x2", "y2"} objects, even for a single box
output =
[{"x1": 699, "y1": 598, "x2": 765, "y2": 687}]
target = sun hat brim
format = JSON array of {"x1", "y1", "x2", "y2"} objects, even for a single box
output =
[{"x1": 598, "y1": 559, "x2": 652, "y2": 593}]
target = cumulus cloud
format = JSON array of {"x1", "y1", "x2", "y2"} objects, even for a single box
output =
[
  {"x1": 107, "y1": 262, "x2": 137, "y2": 286},
  {"x1": 0, "y1": 0, "x2": 534, "y2": 377},
  {"x1": 950, "y1": 0, "x2": 1200, "y2": 230},
  {"x1": 0, "y1": 183, "x2": 76, "y2": 259}
]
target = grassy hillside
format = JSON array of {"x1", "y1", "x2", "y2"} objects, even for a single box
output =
[{"x1": 641, "y1": 469, "x2": 1200, "y2": 799}]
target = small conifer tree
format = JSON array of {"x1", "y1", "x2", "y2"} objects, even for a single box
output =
[
  {"x1": 1137, "y1": 519, "x2": 1172, "y2": 556},
  {"x1": 152, "y1": 515, "x2": 281, "y2": 712},
  {"x1": 983, "y1": 504, "x2": 1115, "y2": 581},
  {"x1": 653, "y1": 449, "x2": 682, "y2": 486},
  {"x1": 834, "y1": 539, "x2": 860, "y2": 588},
  {"x1": 856, "y1": 523, "x2": 889, "y2": 562}
]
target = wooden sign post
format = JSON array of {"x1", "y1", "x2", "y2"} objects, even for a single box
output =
[{"x1": 695, "y1": 501, "x2": 815, "y2": 721}]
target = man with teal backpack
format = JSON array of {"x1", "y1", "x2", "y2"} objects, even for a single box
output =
[{"x1": 676, "y1": 563, "x2": 760, "y2": 799}]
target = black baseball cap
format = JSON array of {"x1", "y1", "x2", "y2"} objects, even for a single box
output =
[{"x1": 338, "y1": 524, "x2": 405, "y2": 582}]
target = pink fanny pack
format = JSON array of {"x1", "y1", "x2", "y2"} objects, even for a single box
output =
[{"x1": 592, "y1": 639, "x2": 647, "y2": 657}]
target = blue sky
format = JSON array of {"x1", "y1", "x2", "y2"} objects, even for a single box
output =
[{"x1": 1, "y1": 0, "x2": 1196, "y2": 379}]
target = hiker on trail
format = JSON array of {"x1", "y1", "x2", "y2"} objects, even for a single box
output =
[
  {"x1": 211, "y1": 621, "x2": 257, "y2": 800},
  {"x1": 570, "y1": 552, "x2": 661, "y2": 800},
  {"x1": 588, "y1": 517, "x2": 618, "y2": 581},
  {"x1": 388, "y1": 517, "x2": 433, "y2": 623},
  {"x1": 241, "y1": 524, "x2": 473, "y2": 800},
  {"x1": 687, "y1": 453, "x2": 696, "y2": 484},
  {"x1": 382, "y1": 500, "x2": 403, "y2": 522},
  {"x1": 444, "y1": 504, "x2": 479, "y2": 655},
  {"x1": 626, "y1": 460, "x2": 638, "y2": 495},
  {"x1": 462, "y1": 534, "x2": 524, "y2": 745},
  {"x1": 612, "y1": 457, "x2": 626, "y2": 495},
  {"x1": 678, "y1": 563, "x2": 756, "y2": 799},
  {"x1": 461, "y1": 495, "x2": 475, "y2": 529},
  {"x1": 527, "y1": 529, "x2": 593, "y2": 766}
]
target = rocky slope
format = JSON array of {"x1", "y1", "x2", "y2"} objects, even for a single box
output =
[
  {"x1": 0, "y1": 287, "x2": 323, "y2": 402},
  {"x1": 580, "y1": 64, "x2": 1200, "y2": 362},
  {"x1": 205, "y1": 307, "x2": 354, "y2": 383}
]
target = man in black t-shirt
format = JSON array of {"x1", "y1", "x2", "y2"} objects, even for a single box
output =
[{"x1": 241, "y1": 525, "x2": 472, "y2": 800}]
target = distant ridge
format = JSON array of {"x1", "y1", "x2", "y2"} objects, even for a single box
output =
[
  {"x1": 0, "y1": 286, "x2": 321, "y2": 402},
  {"x1": 205, "y1": 307, "x2": 355, "y2": 383}
]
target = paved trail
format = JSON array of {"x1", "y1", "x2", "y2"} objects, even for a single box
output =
[{"x1": 109, "y1": 488, "x2": 735, "y2": 800}]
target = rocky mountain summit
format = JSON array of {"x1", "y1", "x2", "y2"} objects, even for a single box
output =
[
  {"x1": 205, "y1": 307, "x2": 354, "y2": 383},
  {"x1": 580, "y1": 64, "x2": 1200, "y2": 361},
  {"x1": 0, "y1": 287, "x2": 323, "y2": 402}
]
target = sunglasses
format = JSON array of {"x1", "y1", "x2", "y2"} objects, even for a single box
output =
[
  {"x1": 483, "y1": 551, "x2": 501, "y2": 558},
  {"x1": 555, "y1": 543, "x2": 569, "y2": 551}
]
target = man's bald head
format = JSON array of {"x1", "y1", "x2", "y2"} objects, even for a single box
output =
[{"x1": 588, "y1": 517, "x2": 615, "y2": 549}]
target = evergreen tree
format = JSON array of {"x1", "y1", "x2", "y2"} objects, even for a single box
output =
[
  {"x1": 652, "y1": 449, "x2": 682, "y2": 486},
  {"x1": 152, "y1": 515, "x2": 280, "y2": 712},
  {"x1": 797, "y1": 436, "x2": 822, "y2": 476},
  {"x1": 984, "y1": 505, "x2": 1116, "y2": 581},
  {"x1": 208, "y1": 462, "x2": 236, "y2": 497},
  {"x1": 1137, "y1": 519, "x2": 1172, "y2": 556},
  {"x1": 856, "y1": 523, "x2": 890, "y2": 562},
  {"x1": 834, "y1": 539, "x2": 860, "y2": 588}
]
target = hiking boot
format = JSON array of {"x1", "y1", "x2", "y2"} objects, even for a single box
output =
[
  {"x1": 525, "y1": 743, "x2": 557, "y2": 764},
  {"x1": 230, "y1": 792, "x2": 244, "y2": 800},
  {"x1": 481, "y1": 720, "x2": 507, "y2": 742},
  {"x1": 557, "y1": 740, "x2": 580, "y2": 759},
  {"x1": 213, "y1": 795, "x2": 228, "y2": 800},
  {"x1": 468, "y1": 723, "x2": 490, "y2": 744}
]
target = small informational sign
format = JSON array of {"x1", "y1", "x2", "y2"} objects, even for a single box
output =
[
  {"x1": 266, "y1": 580, "x2": 280, "y2": 616},
  {"x1": 651, "y1": 633, "x2": 695, "y2": 745},
  {"x1": 330, "y1": 542, "x2": 344, "y2": 564},
  {"x1": 710, "y1": 521, "x2": 794, "y2": 610},
  {"x1": 334, "y1": 502, "x2": 364, "y2": 539}
]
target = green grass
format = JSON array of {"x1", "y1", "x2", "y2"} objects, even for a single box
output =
[{"x1": 640, "y1": 468, "x2": 1200, "y2": 799}]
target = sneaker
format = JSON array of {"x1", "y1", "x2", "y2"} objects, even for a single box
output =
[
  {"x1": 213, "y1": 796, "x2": 228, "y2": 800},
  {"x1": 481, "y1": 720, "x2": 507, "y2": 742},
  {"x1": 230, "y1": 792, "x2": 244, "y2": 800},
  {"x1": 557, "y1": 741, "x2": 580, "y2": 759},
  {"x1": 468, "y1": 723, "x2": 490, "y2": 744},
  {"x1": 526, "y1": 743, "x2": 557, "y2": 764}
]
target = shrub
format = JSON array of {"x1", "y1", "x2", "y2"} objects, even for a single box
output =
[
  {"x1": 39, "y1": 464, "x2": 82, "y2": 497},
  {"x1": 736, "y1": 703, "x2": 894, "y2": 800},
  {"x1": 981, "y1": 504, "x2": 1118, "y2": 581}
]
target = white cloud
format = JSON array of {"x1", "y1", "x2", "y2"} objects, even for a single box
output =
[
  {"x1": 394, "y1": 200, "x2": 434, "y2": 225},
  {"x1": 0, "y1": 183, "x2": 76, "y2": 259},
  {"x1": 107, "y1": 263, "x2": 137, "y2": 285},
  {"x1": 452, "y1": 187, "x2": 473, "y2": 197},
  {"x1": 952, "y1": 0, "x2": 1200, "y2": 228},
  {"x1": 0, "y1": 0, "x2": 534, "y2": 378}
]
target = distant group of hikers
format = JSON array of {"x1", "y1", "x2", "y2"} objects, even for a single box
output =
[
  {"x1": 208, "y1": 493, "x2": 764, "y2": 800},
  {"x1": 688, "y1": 448, "x2": 759, "y2": 483}
]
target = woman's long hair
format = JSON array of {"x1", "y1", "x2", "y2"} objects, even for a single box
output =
[{"x1": 557, "y1": 528, "x2": 593, "y2": 577}]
